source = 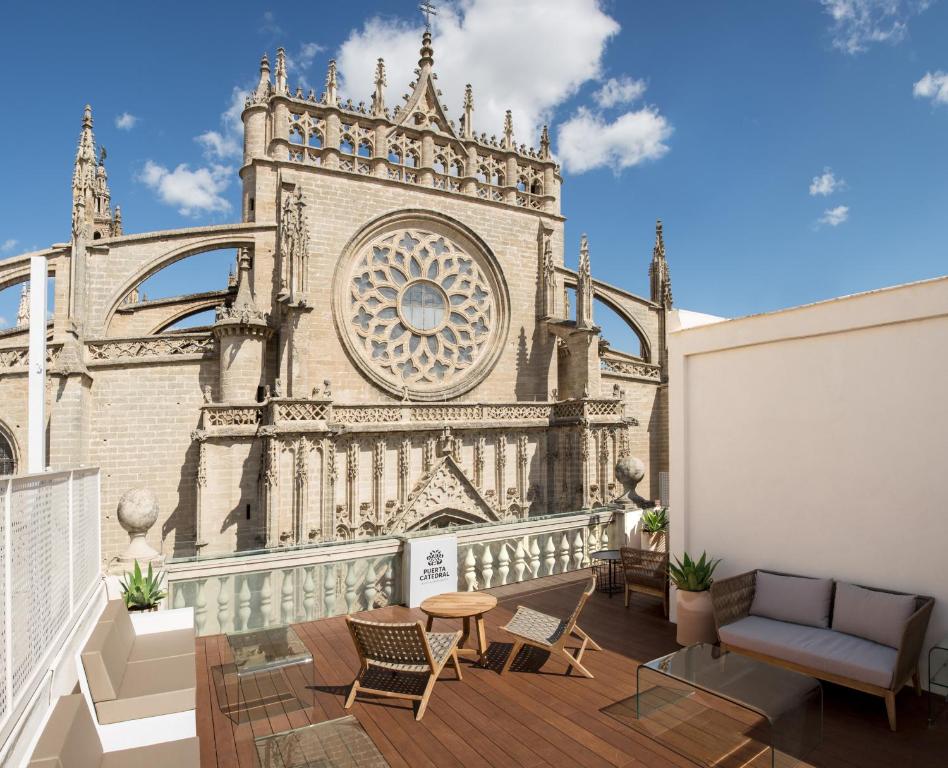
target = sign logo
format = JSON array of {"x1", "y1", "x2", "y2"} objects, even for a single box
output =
[{"x1": 427, "y1": 549, "x2": 444, "y2": 567}]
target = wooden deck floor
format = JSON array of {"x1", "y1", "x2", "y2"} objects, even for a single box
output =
[{"x1": 196, "y1": 572, "x2": 947, "y2": 768}]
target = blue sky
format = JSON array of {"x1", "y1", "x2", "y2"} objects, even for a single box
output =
[{"x1": 1, "y1": 0, "x2": 946, "y2": 333}]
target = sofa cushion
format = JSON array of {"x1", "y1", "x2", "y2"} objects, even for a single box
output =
[
  {"x1": 832, "y1": 582, "x2": 916, "y2": 649},
  {"x1": 100, "y1": 736, "x2": 200, "y2": 768},
  {"x1": 93, "y1": 654, "x2": 196, "y2": 725},
  {"x1": 28, "y1": 694, "x2": 101, "y2": 768},
  {"x1": 749, "y1": 571, "x2": 833, "y2": 628},
  {"x1": 719, "y1": 615, "x2": 897, "y2": 689},
  {"x1": 81, "y1": 619, "x2": 134, "y2": 702}
]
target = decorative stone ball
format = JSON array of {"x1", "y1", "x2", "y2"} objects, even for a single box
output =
[
  {"x1": 117, "y1": 487, "x2": 159, "y2": 535},
  {"x1": 615, "y1": 456, "x2": 646, "y2": 494}
]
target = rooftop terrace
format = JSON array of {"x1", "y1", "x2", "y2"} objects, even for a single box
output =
[{"x1": 196, "y1": 572, "x2": 946, "y2": 768}]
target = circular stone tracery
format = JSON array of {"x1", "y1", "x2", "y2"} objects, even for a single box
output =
[{"x1": 338, "y1": 221, "x2": 506, "y2": 400}]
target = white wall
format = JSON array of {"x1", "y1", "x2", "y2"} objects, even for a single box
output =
[{"x1": 668, "y1": 276, "x2": 948, "y2": 685}]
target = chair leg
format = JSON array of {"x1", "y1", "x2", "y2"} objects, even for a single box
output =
[
  {"x1": 884, "y1": 691, "x2": 897, "y2": 731},
  {"x1": 624, "y1": 585, "x2": 630, "y2": 608},
  {"x1": 344, "y1": 680, "x2": 360, "y2": 709},
  {"x1": 450, "y1": 648, "x2": 463, "y2": 681},
  {"x1": 415, "y1": 673, "x2": 438, "y2": 721},
  {"x1": 913, "y1": 668, "x2": 922, "y2": 696},
  {"x1": 574, "y1": 625, "x2": 602, "y2": 652},
  {"x1": 559, "y1": 647, "x2": 594, "y2": 679},
  {"x1": 501, "y1": 640, "x2": 523, "y2": 675}
]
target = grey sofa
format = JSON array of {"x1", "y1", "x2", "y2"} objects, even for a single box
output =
[{"x1": 711, "y1": 570, "x2": 933, "y2": 731}]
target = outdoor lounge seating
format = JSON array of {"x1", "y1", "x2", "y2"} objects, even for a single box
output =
[
  {"x1": 345, "y1": 617, "x2": 463, "y2": 721},
  {"x1": 500, "y1": 574, "x2": 601, "y2": 678},
  {"x1": 80, "y1": 599, "x2": 196, "y2": 725},
  {"x1": 28, "y1": 693, "x2": 199, "y2": 767},
  {"x1": 620, "y1": 546, "x2": 669, "y2": 617},
  {"x1": 711, "y1": 570, "x2": 934, "y2": 731}
]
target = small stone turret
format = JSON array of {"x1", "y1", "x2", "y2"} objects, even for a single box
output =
[
  {"x1": 649, "y1": 219, "x2": 672, "y2": 309},
  {"x1": 212, "y1": 249, "x2": 271, "y2": 402},
  {"x1": 15, "y1": 285, "x2": 30, "y2": 328}
]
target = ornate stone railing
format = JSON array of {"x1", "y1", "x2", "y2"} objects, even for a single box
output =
[
  {"x1": 551, "y1": 399, "x2": 624, "y2": 421},
  {"x1": 331, "y1": 401, "x2": 622, "y2": 427},
  {"x1": 86, "y1": 334, "x2": 215, "y2": 363},
  {"x1": 271, "y1": 399, "x2": 331, "y2": 423},
  {"x1": 600, "y1": 351, "x2": 661, "y2": 382},
  {"x1": 454, "y1": 509, "x2": 615, "y2": 592},
  {"x1": 0, "y1": 344, "x2": 62, "y2": 371},
  {"x1": 203, "y1": 404, "x2": 263, "y2": 427},
  {"x1": 167, "y1": 544, "x2": 401, "y2": 637}
]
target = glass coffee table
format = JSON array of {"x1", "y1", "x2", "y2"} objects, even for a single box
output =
[
  {"x1": 636, "y1": 644, "x2": 822, "y2": 767},
  {"x1": 255, "y1": 715, "x2": 390, "y2": 768},
  {"x1": 225, "y1": 625, "x2": 314, "y2": 722}
]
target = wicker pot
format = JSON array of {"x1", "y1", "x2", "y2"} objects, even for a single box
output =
[
  {"x1": 675, "y1": 589, "x2": 716, "y2": 646},
  {"x1": 640, "y1": 530, "x2": 667, "y2": 552}
]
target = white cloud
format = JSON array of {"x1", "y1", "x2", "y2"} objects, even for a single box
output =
[
  {"x1": 337, "y1": 0, "x2": 621, "y2": 149},
  {"x1": 809, "y1": 167, "x2": 845, "y2": 196},
  {"x1": 593, "y1": 76, "x2": 646, "y2": 108},
  {"x1": 259, "y1": 10, "x2": 282, "y2": 36},
  {"x1": 138, "y1": 160, "x2": 232, "y2": 216},
  {"x1": 819, "y1": 205, "x2": 850, "y2": 226},
  {"x1": 1, "y1": 238, "x2": 18, "y2": 253},
  {"x1": 913, "y1": 71, "x2": 948, "y2": 104},
  {"x1": 557, "y1": 106, "x2": 671, "y2": 174},
  {"x1": 195, "y1": 87, "x2": 248, "y2": 160},
  {"x1": 820, "y1": 0, "x2": 931, "y2": 55},
  {"x1": 115, "y1": 112, "x2": 138, "y2": 130}
]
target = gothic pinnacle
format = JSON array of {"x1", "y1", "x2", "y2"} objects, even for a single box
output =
[
  {"x1": 83, "y1": 104, "x2": 93, "y2": 128},
  {"x1": 653, "y1": 219, "x2": 665, "y2": 259},
  {"x1": 418, "y1": 30, "x2": 434, "y2": 68},
  {"x1": 462, "y1": 84, "x2": 474, "y2": 138},
  {"x1": 503, "y1": 110, "x2": 514, "y2": 150},
  {"x1": 372, "y1": 58, "x2": 386, "y2": 117},
  {"x1": 540, "y1": 125, "x2": 550, "y2": 159},
  {"x1": 275, "y1": 47, "x2": 287, "y2": 94},
  {"x1": 579, "y1": 234, "x2": 590, "y2": 275},
  {"x1": 325, "y1": 59, "x2": 338, "y2": 106}
]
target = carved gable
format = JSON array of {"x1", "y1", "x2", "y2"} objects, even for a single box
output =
[{"x1": 391, "y1": 456, "x2": 497, "y2": 532}]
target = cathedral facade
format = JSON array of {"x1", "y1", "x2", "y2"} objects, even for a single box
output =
[{"x1": 0, "y1": 32, "x2": 672, "y2": 563}]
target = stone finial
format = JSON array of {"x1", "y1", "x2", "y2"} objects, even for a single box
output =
[
  {"x1": 275, "y1": 47, "x2": 288, "y2": 94},
  {"x1": 614, "y1": 456, "x2": 651, "y2": 509},
  {"x1": 418, "y1": 29, "x2": 434, "y2": 68},
  {"x1": 503, "y1": 109, "x2": 514, "y2": 150},
  {"x1": 16, "y1": 285, "x2": 29, "y2": 328},
  {"x1": 540, "y1": 125, "x2": 551, "y2": 160},
  {"x1": 325, "y1": 59, "x2": 338, "y2": 106},
  {"x1": 461, "y1": 84, "x2": 474, "y2": 139},
  {"x1": 371, "y1": 58, "x2": 386, "y2": 117},
  {"x1": 117, "y1": 487, "x2": 161, "y2": 562}
]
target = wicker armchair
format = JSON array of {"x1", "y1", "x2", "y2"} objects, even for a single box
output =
[
  {"x1": 619, "y1": 547, "x2": 669, "y2": 617},
  {"x1": 345, "y1": 617, "x2": 462, "y2": 721},
  {"x1": 500, "y1": 574, "x2": 601, "y2": 678},
  {"x1": 711, "y1": 570, "x2": 935, "y2": 730}
]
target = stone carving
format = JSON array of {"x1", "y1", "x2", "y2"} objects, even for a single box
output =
[
  {"x1": 275, "y1": 401, "x2": 329, "y2": 421},
  {"x1": 279, "y1": 186, "x2": 309, "y2": 299},
  {"x1": 615, "y1": 456, "x2": 651, "y2": 509},
  {"x1": 87, "y1": 336, "x2": 215, "y2": 361},
  {"x1": 116, "y1": 487, "x2": 161, "y2": 562},
  {"x1": 204, "y1": 406, "x2": 262, "y2": 427},
  {"x1": 391, "y1": 456, "x2": 498, "y2": 532},
  {"x1": 343, "y1": 226, "x2": 498, "y2": 397},
  {"x1": 600, "y1": 353, "x2": 661, "y2": 381},
  {"x1": 576, "y1": 234, "x2": 594, "y2": 330}
]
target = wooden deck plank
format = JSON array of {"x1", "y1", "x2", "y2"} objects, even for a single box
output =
[{"x1": 195, "y1": 571, "x2": 948, "y2": 768}]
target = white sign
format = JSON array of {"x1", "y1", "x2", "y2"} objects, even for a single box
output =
[{"x1": 403, "y1": 534, "x2": 458, "y2": 608}]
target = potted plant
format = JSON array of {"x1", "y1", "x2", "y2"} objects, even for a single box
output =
[
  {"x1": 668, "y1": 551, "x2": 721, "y2": 646},
  {"x1": 639, "y1": 507, "x2": 668, "y2": 552},
  {"x1": 120, "y1": 560, "x2": 167, "y2": 612}
]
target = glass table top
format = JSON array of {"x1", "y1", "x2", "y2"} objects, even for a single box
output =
[
  {"x1": 642, "y1": 643, "x2": 821, "y2": 723},
  {"x1": 255, "y1": 715, "x2": 390, "y2": 768},
  {"x1": 226, "y1": 624, "x2": 312, "y2": 676}
]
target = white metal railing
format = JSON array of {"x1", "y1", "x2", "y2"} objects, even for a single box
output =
[
  {"x1": 0, "y1": 468, "x2": 100, "y2": 746},
  {"x1": 455, "y1": 510, "x2": 614, "y2": 591}
]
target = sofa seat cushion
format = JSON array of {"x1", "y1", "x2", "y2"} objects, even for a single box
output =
[
  {"x1": 28, "y1": 695, "x2": 101, "y2": 768},
  {"x1": 719, "y1": 615, "x2": 896, "y2": 689},
  {"x1": 94, "y1": 654, "x2": 196, "y2": 725},
  {"x1": 100, "y1": 736, "x2": 200, "y2": 768},
  {"x1": 128, "y1": 628, "x2": 196, "y2": 663}
]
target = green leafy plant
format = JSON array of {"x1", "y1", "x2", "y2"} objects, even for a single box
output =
[
  {"x1": 120, "y1": 560, "x2": 167, "y2": 611},
  {"x1": 641, "y1": 507, "x2": 669, "y2": 534},
  {"x1": 668, "y1": 551, "x2": 720, "y2": 592}
]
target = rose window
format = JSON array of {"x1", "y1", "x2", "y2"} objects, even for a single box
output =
[{"x1": 338, "y1": 223, "x2": 505, "y2": 399}]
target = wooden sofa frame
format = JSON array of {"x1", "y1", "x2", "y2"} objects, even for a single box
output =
[{"x1": 711, "y1": 570, "x2": 934, "y2": 731}]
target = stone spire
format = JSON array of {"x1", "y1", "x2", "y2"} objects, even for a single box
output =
[
  {"x1": 325, "y1": 59, "x2": 338, "y2": 106},
  {"x1": 461, "y1": 84, "x2": 474, "y2": 139},
  {"x1": 275, "y1": 47, "x2": 288, "y2": 94},
  {"x1": 540, "y1": 125, "x2": 551, "y2": 160},
  {"x1": 418, "y1": 29, "x2": 434, "y2": 69},
  {"x1": 16, "y1": 285, "x2": 30, "y2": 328},
  {"x1": 371, "y1": 58, "x2": 386, "y2": 117},
  {"x1": 113, "y1": 205, "x2": 123, "y2": 236},
  {"x1": 576, "y1": 234, "x2": 594, "y2": 329},
  {"x1": 253, "y1": 53, "x2": 271, "y2": 102},
  {"x1": 72, "y1": 105, "x2": 97, "y2": 234},
  {"x1": 233, "y1": 249, "x2": 260, "y2": 314},
  {"x1": 503, "y1": 110, "x2": 514, "y2": 150},
  {"x1": 649, "y1": 219, "x2": 672, "y2": 309}
]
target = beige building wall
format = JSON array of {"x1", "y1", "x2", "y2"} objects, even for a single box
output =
[{"x1": 668, "y1": 275, "x2": 948, "y2": 685}]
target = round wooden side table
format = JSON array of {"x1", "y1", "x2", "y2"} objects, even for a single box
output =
[{"x1": 420, "y1": 592, "x2": 498, "y2": 667}]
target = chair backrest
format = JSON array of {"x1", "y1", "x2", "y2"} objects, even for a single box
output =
[
  {"x1": 347, "y1": 617, "x2": 434, "y2": 669},
  {"x1": 80, "y1": 607, "x2": 134, "y2": 702},
  {"x1": 620, "y1": 547, "x2": 669, "y2": 589},
  {"x1": 29, "y1": 694, "x2": 102, "y2": 768},
  {"x1": 564, "y1": 574, "x2": 597, "y2": 630}
]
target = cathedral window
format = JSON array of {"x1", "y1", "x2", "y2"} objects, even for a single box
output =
[
  {"x1": 340, "y1": 135, "x2": 355, "y2": 154},
  {"x1": 476, "y1": 166, "x2": 489, "y2": 183},
  {"x1": 450, "y1": 160, "x2": 462, "y2": 177},
  {"x1": 357, "y1": 140, "x2": 373, "y2": 158},
  {"x1": 433, "y1": 155, "x2": 447, "y2": 175},
  {"x1": 307, "y1": 130, "x2": 322, "y2": 148},
  {"x1": 404, "y1": 151, "x2": 419, "y2": 168},
  {"x1": 0, "y1": 430, "x2": 15, "y2": 476},
  {"x1": 289, "y1": 125, "x2": 304, "y2": 145}
]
